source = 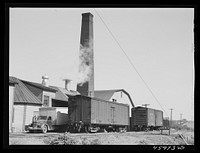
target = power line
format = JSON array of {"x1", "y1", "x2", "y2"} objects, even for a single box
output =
[{"x1": 93, "y1": 8, "x2": 169, "y2": 117}]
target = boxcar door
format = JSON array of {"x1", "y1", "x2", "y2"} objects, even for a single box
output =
[{"x1": 111, "y1": 107, "x2": 115, "y2": 124}]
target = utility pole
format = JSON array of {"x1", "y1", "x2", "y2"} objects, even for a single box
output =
[
  {"x1": 169, "y1": 108, "x2": 173, "y2": 127},
  {"x1": 168, "y1": 108, "x2": 173, "y2": 135},
  {"x1": 142, "y1": 104, "x2": 150, "y2": 108}
]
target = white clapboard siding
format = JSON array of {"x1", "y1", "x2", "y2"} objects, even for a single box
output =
[
  {"x1": 25, "y1": 105, "x2": 40, "y2": 125},
  {"x1": 12, "y1": 105, "x2": 24, "y2": 132}
]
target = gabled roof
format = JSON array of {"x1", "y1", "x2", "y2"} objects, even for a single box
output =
[
  {"x1": 50, "y1": 86, "x2": 80, "y2": 102},
  {"x1": 21, "y1": 80, "x2": 57, "y2": 92},
  {"x1": 94, "y1": 89, "x2": 134, "y2": 107},
  {"x1": 9, "y1": 76, "x2": 42, "y2": 105},
  {"x1": 94, "y1": 89, "x2": 117, "y2": 101}
]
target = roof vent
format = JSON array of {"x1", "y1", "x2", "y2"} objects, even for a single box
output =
[
  {"x1": 64, "y1": 79, "x2": 77, "y2": 91},
  {"x1": 42, "y1": 75, "x2": 49, "y2": 87}
]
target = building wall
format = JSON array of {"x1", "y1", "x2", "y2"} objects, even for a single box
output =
[
  {"x1": 12, "y1": 104, "x2": 41, "y2": 132},
  {"x1": 109, "y1": 92, "x2": 132, "y2": 116},
  {"x1": 9, "y1": 85, "x2": 15, "y2": 132},
  {"x1": 12, "y1": 105, "x2": 24, "y2": 132},
  {"x1": 42, "y1": 91, "x2": 56, "y2": 107},
  {"x1": 25, "y1": 105, "x2": 40, "y2": 125}
]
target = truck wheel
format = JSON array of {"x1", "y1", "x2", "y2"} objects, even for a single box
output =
[{"x1": 42, "y1": 125, "x2": 48, "y2": 133}]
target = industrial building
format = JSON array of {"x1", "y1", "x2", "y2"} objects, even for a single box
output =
[
  {"x1": 9, "y1": 75, "x2": 134, "y2": 132},
  {"x1": 9, "y1": 12, "x2": 135, "y2": 132},
  {"x1": 94, "y1": 89, "x2": 134, "y2": 116},
  {"x1": 9, "y1": 76, "x2": 80, "y2": 132}
]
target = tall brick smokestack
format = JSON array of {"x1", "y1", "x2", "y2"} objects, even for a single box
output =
[{"x1": 77, "y1": 12, "x2": 94, "y2": 97}]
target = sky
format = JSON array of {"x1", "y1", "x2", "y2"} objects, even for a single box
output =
[{"x1": 9, "y1": 8, "x2": 194, "y2": 120}]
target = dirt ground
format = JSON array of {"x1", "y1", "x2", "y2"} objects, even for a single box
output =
[{"x1": 9, "y1": 129, "x2": 194, "y2": 145}]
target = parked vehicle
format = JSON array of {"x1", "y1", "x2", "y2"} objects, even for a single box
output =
[
  {"x1": 130, "y1": 106, "x2": 163, "y2": 131},
  {"x1": 27, "y1": 107, "x2": 69, "y2": 133},
  {"x1": 67, "y1": 95, "x2": 130, "y2": 133}
]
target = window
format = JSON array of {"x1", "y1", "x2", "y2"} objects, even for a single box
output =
[
  {"x1": 37, "y1": 116, "x2": 47, "y2": 120},
  {"x1": 43, "y1": 95, "x2": 49, "y2": 107}
]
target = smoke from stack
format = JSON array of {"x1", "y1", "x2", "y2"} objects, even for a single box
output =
[
  {"x1": 63, "y1": 40, "x2": 93, "y2": 90},
  {"x1": 77, "y1": 40, "x2": 93, "y2": 86}
]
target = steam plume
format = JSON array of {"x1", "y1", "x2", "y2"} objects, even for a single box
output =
[{"x1": 76, "y1": 40, "x2": 93, "y2": 86}]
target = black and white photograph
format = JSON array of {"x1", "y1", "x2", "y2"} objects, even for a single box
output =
[{"x1": 6, "y1": 5, "x2": 195, "y2": 148}]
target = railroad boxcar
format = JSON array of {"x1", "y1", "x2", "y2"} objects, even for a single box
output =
[
  {"x1": 130, "y1": 106, "x2": 163, "y2": 131},
  {"x1": 68, "y1": 95, "x2": 129, "y2": 132},
  {"x1": 163, "y1": 118, "x2": 170, "y2": 129}
]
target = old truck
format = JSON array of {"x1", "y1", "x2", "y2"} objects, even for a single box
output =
[{"x1": 27, "y1": 107, "x2": 69, "y2": 133}]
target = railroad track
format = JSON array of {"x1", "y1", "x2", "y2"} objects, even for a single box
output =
[
  {"x1": 178, "y1": 133, "x2": 189, "y2": 145},
  {"x1": 65, "y1": 131, "x2": 125, "y2": 137}
]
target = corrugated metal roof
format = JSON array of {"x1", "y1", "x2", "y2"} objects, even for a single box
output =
[
  {"x1": 9, "y1": 76, "x2": 42, "y2": 105},
  {"x1": 94, "y1": 89, "x2": 134, "y2": 107},
  {"x1": 50, "y1": 86, "x2": 80, "y2": 101},
  {"x1": 50, "y1": 86, "x2": 69, "y2": 101},
  {"x1": 21, "y1": 80, "x2": 57, "y2": 92},
  {"x1": 58, "y1": 87, "x2": 80, "y2": 96}
]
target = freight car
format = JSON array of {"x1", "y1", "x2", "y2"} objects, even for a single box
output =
[
  {"x1": 163, "y1": 118, "x2": 170, "y2": 129},
  {"x1": 130, "y1": 106, "x2": 163, "y2": 131},
  {"x1": 67, "y1": 95, "x2": 129, "y2": 133}
]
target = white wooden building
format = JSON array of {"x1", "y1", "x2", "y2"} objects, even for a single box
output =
[
  {"x1": 9, "y1": 76, "x2": 57, "y2": 132},
  {"x1": 94, "y1": 89, "x2": 134, "y2": 116}
]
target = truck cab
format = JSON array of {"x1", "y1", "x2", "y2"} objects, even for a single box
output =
[{"x1": 28, "y1": 115, "x2": 53, "y2": 133}]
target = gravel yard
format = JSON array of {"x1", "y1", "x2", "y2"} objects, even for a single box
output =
[{"x1": 9, "y1": 129, "x2": 194, "y2": 145}]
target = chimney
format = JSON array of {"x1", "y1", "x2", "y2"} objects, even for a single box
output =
[
  {"x1": 42, "y1": 75, "x2": 49, "y2": 86},
  {"x1": 77, "y1": 12, "x2": 94, "y2": 97},
  {"x1": 64, "y1": 79, "x2": 77, "y2": 91}
]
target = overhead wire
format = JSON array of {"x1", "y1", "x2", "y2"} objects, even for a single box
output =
[{"x1": 93, "y1": 8, "x2": 169, "y2": 117}]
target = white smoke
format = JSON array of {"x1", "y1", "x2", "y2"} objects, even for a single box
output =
[
  {"x1": 64, "y1": 39, "x2": 93, "y2": 87},
  {"x1": 76, "y1": 40, "x2": 93, "y2": 86}
]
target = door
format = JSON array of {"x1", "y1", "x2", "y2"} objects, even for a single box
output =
[{"x1": 111, "y1": 107, "x2": 115, "y2": 124}]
